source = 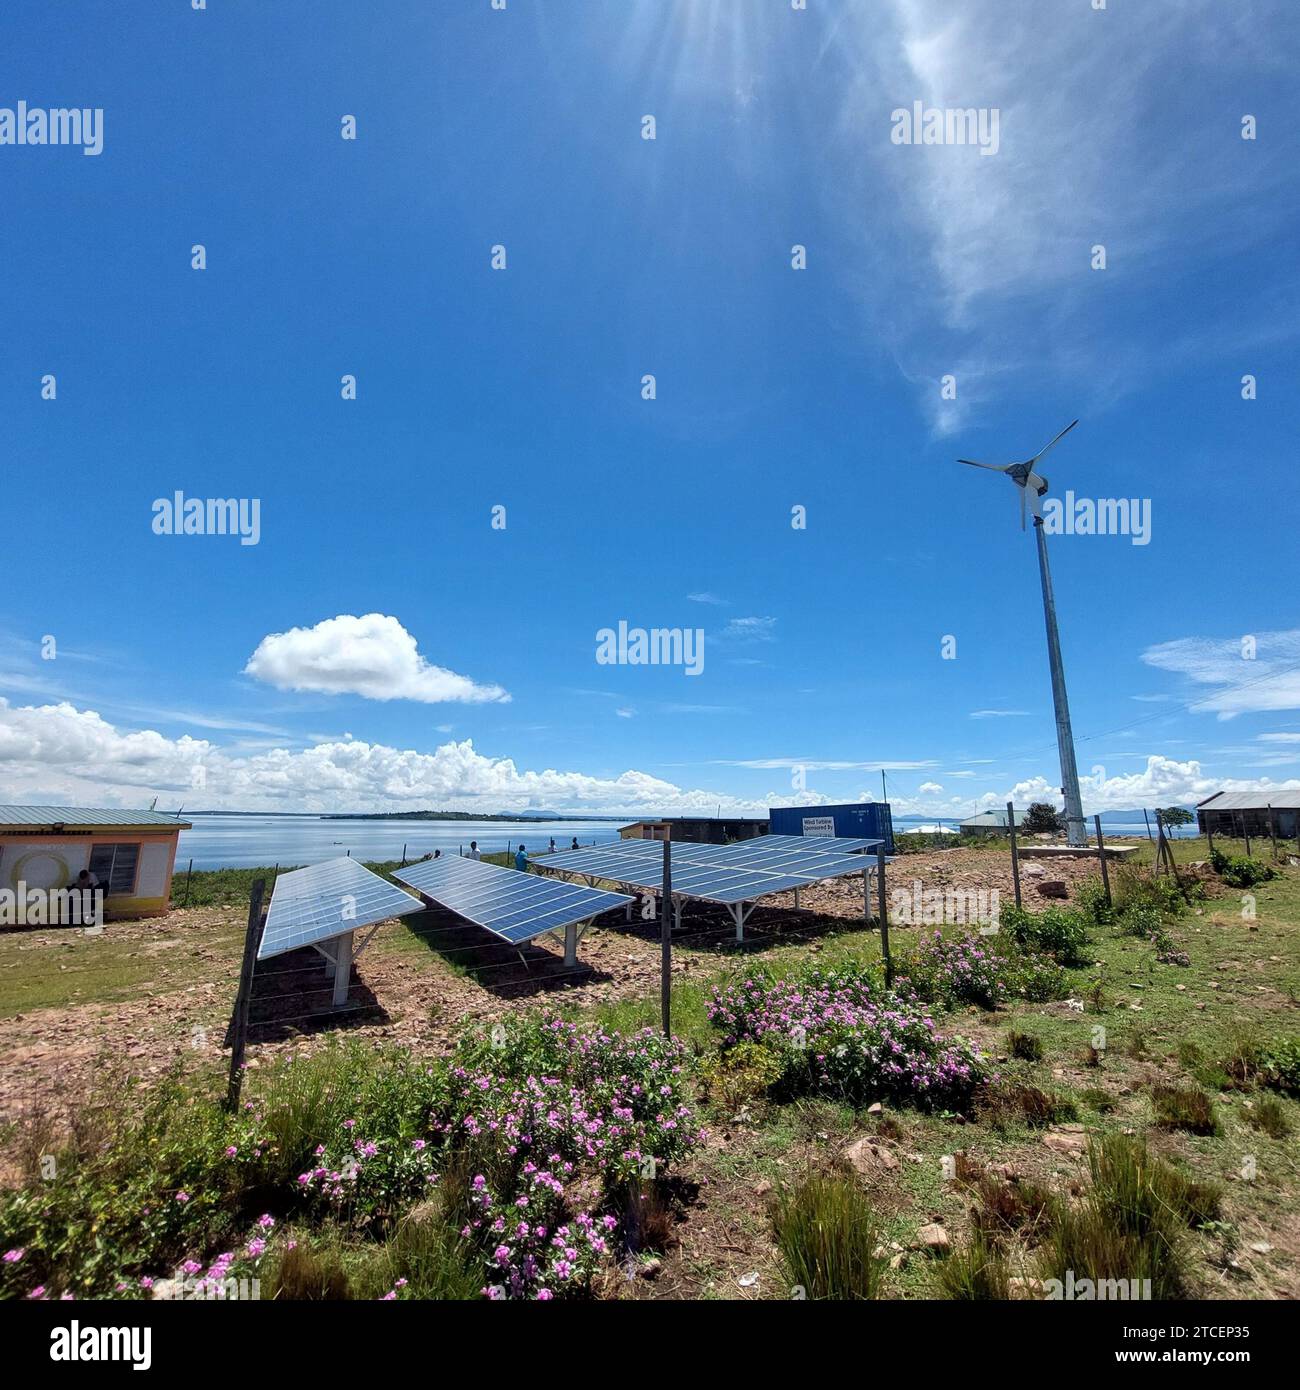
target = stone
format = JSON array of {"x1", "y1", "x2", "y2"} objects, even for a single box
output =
[
  {"x1": 1037, "y1": 881, "x2": 1069, "y2": 899},
  {"x1": 639, "y1": 1258, "x2": 662, "y2": 1280},
  {"x1": 1248, "y1": 1242, "x2": 1273, "y2": 1255},
  {"x1": 913, "y1": 1222, "x2": 950, "y2": 1254},
  {"x1": 867, "y1": 1102, "x2": 883, "y2": 1116},
  {"x1": 845, "y1": 1137, "x2": 899, "y2": 1176}
]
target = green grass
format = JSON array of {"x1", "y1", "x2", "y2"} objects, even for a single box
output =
[{"x1": 771, "y1": 1169, "x2": 884, "y2": 1300}]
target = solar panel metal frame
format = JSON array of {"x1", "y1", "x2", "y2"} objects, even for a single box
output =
[
  {"x1": 258, "y1": 856, "x2": 422, "y2": 960},
  {"x1": 392, "y1": 855, "x2": 632, "y2": 945}
]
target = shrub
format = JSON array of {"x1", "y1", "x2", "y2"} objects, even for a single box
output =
[
  {"x1": 895, "y1": 932, "x2": 1011, "y2": 1010},
  {"x1": 1037, "y1": 1134, "x2": 1220, "y2": 1300},
  {"x1": 968, "y1": 1172, "x2": 1053, "y2": 1247},
  {"x1": 1075, "y1": 878, "x2": 1115, "y2": 927},
  {"x1": 976, "y1": 1081, "x2": 1077, "y2": 1130},
  {"x1": 897, "y1": 932, "x2": 1069, "y2": 1010},
  {"x1": 934, "y1": 1235, "x2": 1010, "y2": 1300},
  {"x1": 1114, "y1": 866, "x2": 1185, "y2": 917},
  {"x1": 697, "y1": 1040, "x2": 783, "y2": 1110},
  {"x1": 1116, "y1": 903, "x2": 1163, "y2": 938},
  {"x1": 266, "y1": 1239, "x2": 352, "y2": 1300},
  {"x1": 1248, "y1": 1096, "x2": 1291, "y2": 1140},
  {"x1": 998, "y1": 904, "x2": 1091, "y2": 967},
  {"x1": 1209, "y1": 848, "x2": 1276, "y2": 889},
  {"x1": 1007, "y1": 1030, "x2": 1043, "y2": 1062},
  {"x1": 1261, "y1": 1039, "x2": 1300, "y2": 1097},
  {"x1": 771, "y1": 1170, "x2": 883, "y2": 1300},
  {"x1": 1151, "y1": 1083, "x2": 1219, "y2": 1136},
  {"x1": 708, "y1": 967, "x2": 990, "y2": 1113}
]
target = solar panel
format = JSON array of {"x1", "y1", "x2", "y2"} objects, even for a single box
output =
[
  {"x1": 740, "y1": 834, "x2": 881, "y2": 855},
  {"x1": 392, "y1": 855, "x2": 632, "y2": 945},
  {"x1": 258, "y1": 857, "x2": 421, "y2": 960}
]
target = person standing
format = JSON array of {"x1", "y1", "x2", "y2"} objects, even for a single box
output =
[
  {"x1": 515, "y1": 844, "x2": 529, "y2": 873},
  {"x1": 468, "y1": 841, "x2": 481, "y2": 860}
]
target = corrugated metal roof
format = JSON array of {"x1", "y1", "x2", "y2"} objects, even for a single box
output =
[
  {"x1": 0, "y1": 805, "x2": 192, "y2": 830},
  {"x1": 1197, "y1": 791, "x2": 1300, "y2": 811},
  {"x1": 960, "y1": 810, "x2": 1030, "y2": 827}
]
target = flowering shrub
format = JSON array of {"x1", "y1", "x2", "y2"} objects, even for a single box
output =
[
  {"x1": 445, "y1": 1016, "x2": 703, "y2": 1186},
  {"x1": 707, "y1": 967, "x2": 989, "y2": 1112},
  {"x1": 465, "y1": 1167, "x2": 616, "y2": 1300},
  {"x1": 898, "y1": 932, "x2": 1069, "y2": 1009}
]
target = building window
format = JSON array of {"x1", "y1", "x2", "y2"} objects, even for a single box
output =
[{"x1": 89, "y1": 843, "x2": 140, "y2": 895}]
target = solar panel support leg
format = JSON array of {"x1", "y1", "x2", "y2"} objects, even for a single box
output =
[
  {"x1": 332, "y1": 932, "x2": 353, "y2": 1006},
  {"x1": 794, "y1": 887, "x2": 800, "y2": 909},
  {"x1": 563, "y1": 921, "x2": 578, "y2": 968},
  {"x1": 673, "y1": 896, "x2": 682, "y2": 932}
]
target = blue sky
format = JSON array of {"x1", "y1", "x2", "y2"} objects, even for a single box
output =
[{"x1": 1, "y1": 0, "x2": 1298, "y2": 818}]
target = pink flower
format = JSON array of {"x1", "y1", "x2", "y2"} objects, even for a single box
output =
[
  {"x1": 175, "y1": 1191, "x2": 190, "y2": 1203},
  {"x1": 257, "y1": 1214, "x2": 275, "y2": 1230},
  {"x1": 2, "y1": 1249, "x2": 24, "y2": 1263},
  {"x1": 224, "y1": 1146, "x2": 238, "y2": 1158}
]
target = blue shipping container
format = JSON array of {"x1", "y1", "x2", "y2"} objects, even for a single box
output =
[{"x1": 768, "y1": 803, "x2": 894, "y2": 853}]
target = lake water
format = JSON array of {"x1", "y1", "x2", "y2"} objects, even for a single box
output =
[{"x1": 176, "y1": 815, "x2": 627, "y2": 870}]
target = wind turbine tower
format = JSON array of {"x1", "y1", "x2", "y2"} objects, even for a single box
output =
[{"x1": 958, "y1": 420, "x2": 1087, "y2": 847}]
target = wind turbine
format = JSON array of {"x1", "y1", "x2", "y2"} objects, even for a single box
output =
[{"x1": 958, "y1": 419, "x2": 1087, "y2": 847}]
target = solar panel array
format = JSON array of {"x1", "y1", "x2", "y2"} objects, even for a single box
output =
[
  {"x1": 392, "y1": 855, "x2": 632, "y2": 945},
  {"x1": 259, "y1": 856, "x2": 422, "y2": 960},
  {"x1": 530, "y1": 833, "x2": 883, "y2": 905}
]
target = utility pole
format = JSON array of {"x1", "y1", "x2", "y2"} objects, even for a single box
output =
[{"x1": 1033, "y1": 515, "x2": 1086, "y2": 846}]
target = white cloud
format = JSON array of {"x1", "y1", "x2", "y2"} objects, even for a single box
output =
[
  {"x1": 0, "y1": 697, "x2": 770, "y2": 816},
  {"x1": 244, "y1": 613, "x2": 509, "y2": 706},
  {"x1": 969, "y1": 709, "x2": 1030, "y2": 719},
  {"x1": 825, "y1": 0, "x2": 1298, "y2": 433},
  {"x1": 616, "y1": 708, "x2": 635, "y2": 719},
  {"x1": 719, "y1": 616, "x2": 777, "y2": 643},
  {"x1": 687, "y1": 592, "x2": 728, "y2": 605},
  {"x1": 1141, "y1": 629, "x2": 1300, "y2": 719},
  {"x1": 917, "y1": 781, "x2": 943, "y2": 794},
  {"x1": 1259, "y1": 732, "x2": 1300, "y2": 743}
]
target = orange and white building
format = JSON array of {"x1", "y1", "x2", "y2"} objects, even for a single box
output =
[{"x1": 0, "y1": 805, "x2": 191, "y2": 919}]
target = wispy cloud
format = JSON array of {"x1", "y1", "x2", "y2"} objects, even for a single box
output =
[
  {"x1": 969, "y1": 708, "x2": 1030, "y2": 719},
  {"x1": 1141, "y1": 629, "x2": 1300, "y2": 719},
  {"x1": 719, "y1": 616, "x2": 777, "y2": 643},
  {"x1": 687, "y1": 591, "x2": 729, "y2": 606}
]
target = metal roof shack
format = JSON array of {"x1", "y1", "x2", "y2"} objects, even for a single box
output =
[
  {"x1": 618, "y1": 817, "x2": 768, "y2": 844},
  {"x1": 1196, "y1": 792, "x2": 1300, "y2": 843},
  {"x1": 0, "y1": 805, "x2": 192, "y2": 919}
]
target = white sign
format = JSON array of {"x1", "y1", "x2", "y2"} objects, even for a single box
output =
[{"x1": 801, "y1": 816, "x2": 834, "y2": 837}]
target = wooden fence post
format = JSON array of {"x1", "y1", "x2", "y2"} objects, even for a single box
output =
[
  {"x1": 1094, "y1": 815, "x2": 1112, "y2": 911},
  {"x1": 660, "y1": 839, "x2": 672, "y2": 1037},
  {"x1": 181, "y1": 857, "x2": 193, "y2": 907},
  {"x1": 1268, "y1": 805, "x2": 1278, "y2": 862},
  {"x1": 1007, "y1": 801, "x2": 1022, "y2": 909},
  {"x1": 225, "y1": 878, "x2": 266, "y2": 1112},
  {"x1": 876, "y1": 846, "x2": 892, "y2": 988}
]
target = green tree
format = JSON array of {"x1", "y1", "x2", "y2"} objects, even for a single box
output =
[
  {"x1": 1023, "y1": 802, "x2": 1065, "y2": 835},
  {"x1": 1156, "y1": 806, "x2": 1194, "y2": 834}
]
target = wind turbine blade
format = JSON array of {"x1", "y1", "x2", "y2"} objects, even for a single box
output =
[
  {"x1": 1029, "y1": 418, "x2": 1079, "y2": 465},
  {"x1": 957, "y1": 458, "x2": 1012, "y2": 472}
]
